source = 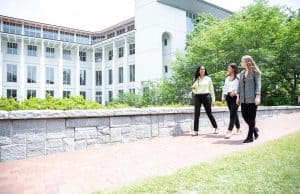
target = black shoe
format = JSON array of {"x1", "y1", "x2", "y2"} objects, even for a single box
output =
[
  {"x1": 243, "y1": 138, "x2": 254, "y2": 143},
  {"x1": 254, "y1": 127, "x2": 259, "y2": 140}
]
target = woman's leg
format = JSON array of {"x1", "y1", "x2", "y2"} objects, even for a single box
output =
[
  {"x1": 243, "y1": 103, "x2": 257, "y2": 143},
  {"x1": 226, "y1": 95, "x2": 236, "y2": 131},
  {"x1": 203, "y1": 94, "x2": 218, "y2": 129},
  {"x1": 193, "y1": 95, "x2": 202, "y2": 132},
  {"x1": 225, "y1": 96, "x2": 239, "y2": 138},
  {"x1": 247, "y1": 103, "x2": 257, "y2": 139}
]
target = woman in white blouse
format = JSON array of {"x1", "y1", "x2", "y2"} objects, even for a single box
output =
[{"x1": 222, "y1": 63, "x2": 241, "y2": 139}]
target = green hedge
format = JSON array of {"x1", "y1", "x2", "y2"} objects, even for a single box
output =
[
  {"x1": 0, "y1": 96, "x2": 104, "y2": 111},
  {"x1": 0, "y1": 95, "x2": 227, "y2": 111}
]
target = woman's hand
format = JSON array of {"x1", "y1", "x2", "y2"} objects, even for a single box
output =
[
  {"x1": 211, "y1": 101, "x2": 215, "y2": 106},
  {"x1": 236, "y1": 95, "x2": 240, "y2": 105},
  {"x1": 255, "y1": 95, "x2": 261, "y2": 105}
]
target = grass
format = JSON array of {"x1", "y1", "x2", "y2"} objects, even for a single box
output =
[{"x1": 94, "y1": 132, "x2": 300, "y2": 194}]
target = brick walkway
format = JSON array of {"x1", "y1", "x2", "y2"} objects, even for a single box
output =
[{"x1": 0, "y1": 113, "x2": 299, "y2": 194}]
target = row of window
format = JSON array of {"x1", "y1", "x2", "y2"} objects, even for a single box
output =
[
  {"x1": 6, "y1": 89, "x2": 135, "y2": 103},
  {"x1": 6, "y1": 64, "x2": 135, "y2": 85},
  {"x1": 6, "y1": 42, "x2": 135, "y2": 61},
  {"x1": 3, "y1": 21, "x2": 135, "y2": 44}
]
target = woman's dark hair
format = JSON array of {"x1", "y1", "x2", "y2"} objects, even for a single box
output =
[
  {"x1": 228, "y1": 63, "x2": 239, "y2": 80},
  {"x1": 194, "y1": 65, "x2": 208, "y2": 81}
]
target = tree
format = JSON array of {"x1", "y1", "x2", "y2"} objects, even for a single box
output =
[{"x1": 170, "y1": 0, "x2": 300, "y2": 105}]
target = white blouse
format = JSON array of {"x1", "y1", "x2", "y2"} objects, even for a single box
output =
[{"x1": 222, "y1": 76, "x2": 239, "y2": 100}]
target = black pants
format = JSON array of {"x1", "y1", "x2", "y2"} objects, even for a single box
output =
[
  {"x1": 194, "y1": 94, "x2": 218, "y2": 131},
  {"x1": 241, "y1": 103, "x2": 257, "y2": 139},
  {"x1": 226, "y1": 95, "x2": 240, "y2": 131}
]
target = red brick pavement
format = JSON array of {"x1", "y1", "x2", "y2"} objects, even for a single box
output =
[{"x1": 0, "y1": 113, "x2": 299, "y2": 194}]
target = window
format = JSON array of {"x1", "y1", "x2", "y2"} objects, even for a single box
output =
[
  {"x1": 96, "y1": 71, "x2": 102, "y2": 86},
  {"x1": 46, "y1": 90, "x2": 54, "y2": 97},
  {"x1": 129, "y1": 64, "x2": 135, "y2": 82},
  {"x1": 164, "y1": 65, "x2": 168, "y2": 73},
  {"x1": 63, "y1": 50, "x2": 71, "y2": 60},
  {"x1": 28, "y1": 45, "x2": 37, "y2": 56},
  {"x1": 129, "y1": 43, "x2": 135, "y2": 55},
  {"x1": 80, "y1": 70, "x2": 86, "y2": 85},
  {"x1": 116, "y1": 28, "x2": 125, "y2": 35},
  {"x1": 107, "y1": 32, "x2": 115, "y2": 39},
  {"x1": 63, "y1": 69, "x2": 71, "y2": 85},
  {"x1": 95, "y1": 91, "x2": 102, "y2": 104},
  {"x1": 43, "y1": 28, "x2": 58, "y2": 40},
  {"x1": 46, "y1": 67, "x2": 54, "y2": 84},
  {"x1": 118, "y1": 90, "x2": 124, "y2": 96},
  {"x1": 27, "y1": 66, "x2": 37, "y2": 83},
  {"x1": 7, "y1": 42, "x2": 17, "y2": 55},
  {"x1": 24, "y1": 25, "x2": 41, "y2": 38},
  {"x1": 129, "y1": 88, "x2": 135, "y2": 93},
  {"x1": 108, "y1": 50, "x2": 113, "y2": 61},
  {"x1": 164, "y1": 39, "x2": 168, "y2": 46},
  {"x1": 80, "y1": 91, "x2": 86, "y2": 99},
  {"x1": 79, "y1": 51, "x2": 86, "y2": 62},
  {"x1": 92, "y1": 35, "x2": 105, "y2": 44},
  {"x1": 7, "y1": 64, "x2": 17, "y2": 82},
  {"x1": 108, "y1": 91, "x2": 113, "y2": 102},
  {"x1": 3, "y1": 21, "x2": 22, "y2": 35},
  {"x1": 63, "y1": 91, "x2": 71, "y2": 98},
  {"x1": 95, "y1": 52, "x2": 102, "y2": 62},
  {"x1": 60, "y1": 31, "x2": 74, "y2": 42},
  {"x1": 127, "y1": 24, "x2": 135, "y2": 31},
  {"x1": 76, "y1": 34, "x2": 90, "y2": 44},
  {"x1": 7, "y1": 89, "x2": 17, "y2": 99},
  {"x1": 27, "y1": 90, "x2": 36, "y2": 99},
  {"x1": 118, "y1": 67, "x2": 123, "y2": 83},
  {"x1": 46, "y1": 47, "x2": 55, "y2": 58},
  {"x1": 108, "y1": 69, "x2": 113, "y2": 85},
  {"x1": 118, "y1": 47, "x2": 124, "y2": 58}
]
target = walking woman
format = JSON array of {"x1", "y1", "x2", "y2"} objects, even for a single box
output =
[
  {"x1": 191, "y1": 65, "x2": 219, "y2": 136},
  {"x1": 237, "y1": 55, "x2": 261, "y2": 143},
  {"x1": 222, "y1": 63, "x2": 241, "y2": 139}
]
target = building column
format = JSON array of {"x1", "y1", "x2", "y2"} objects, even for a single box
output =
[
  {"x1": 75, "y1": 45, "x2": 80, "y2": 96},
  {"x1": 91, "y1": 47, "x2": 96, "y2": 101},
  {"x1": 19, "y1": 37, "x2": 25, "y2": 101},
  {"x1": 124, "y1": 37, "x2": 128, "y2": 93},
  {"x1": 101, "y1": 45, "x2": 105, "y2": 105},
  {"x1": 40, "y1": 40, "x2": 45, "y2": 99},
  {"x1": 58, "y1": 43, "x2": 63, "y2": 98},
  {"x1": 0, "y1": 18, "x2": 3, "y2": 32},
  {"x1": 0, "y1": 36, "x2": 2, "y2": 97},
  {"x1": 112, "y1": 41, "x2": 116, "y2": 98}
]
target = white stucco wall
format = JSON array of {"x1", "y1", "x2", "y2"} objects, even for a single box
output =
[{"x1": 135, "y1": 0, "x2": 187, "y2": 85}]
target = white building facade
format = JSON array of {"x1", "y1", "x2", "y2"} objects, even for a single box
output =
[{"x1": 0, "y1": 0, "x2": 231, "y2": 104}]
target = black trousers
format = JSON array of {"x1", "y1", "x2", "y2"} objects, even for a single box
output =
[
  {"x1": 194, "y1": 94, "x2": 218, "y2": 131},
  {"x1": 226, "y1": 95, "x2": 240, "y2": 131},
  {"x1": 241, "y1": 103, "x2": 257, "y2": 139}
]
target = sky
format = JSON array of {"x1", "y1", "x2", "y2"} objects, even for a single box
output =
[{"x1": 0, "y1": 0, "x2": 299, "y2": 31}]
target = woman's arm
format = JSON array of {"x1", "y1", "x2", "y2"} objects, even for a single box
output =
[
  {"x1": 221, "y1": 77, "x2": 228, "y2": 102},
  {"x1": 209, "y1": 77, "x2": 216, "y2": 103}
]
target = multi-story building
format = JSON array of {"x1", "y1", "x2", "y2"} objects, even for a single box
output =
[{"x1": 0, "y1": 0, "x2": 231, "y2": 104}]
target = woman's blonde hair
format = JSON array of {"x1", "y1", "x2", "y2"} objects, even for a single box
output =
[{"x1": 242, "y1": 55, "x2": 261, "y2": 74}]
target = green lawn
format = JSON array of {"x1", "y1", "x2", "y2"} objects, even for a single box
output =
[{"x1": 94, "y1": 132, "x2": 300, "y2": 194}]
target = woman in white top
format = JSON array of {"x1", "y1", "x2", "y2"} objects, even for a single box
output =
[{"x1": 222, "y1": 63, "x2": 240, "y2": 139}]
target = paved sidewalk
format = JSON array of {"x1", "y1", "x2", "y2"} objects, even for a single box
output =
[{"x1": 0, "y1": 113, "x2": 299, "y2": 194}]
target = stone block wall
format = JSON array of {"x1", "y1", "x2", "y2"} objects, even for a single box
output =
[{"x1": 0, "y1": 106, "x2": 299, "y2": 162}]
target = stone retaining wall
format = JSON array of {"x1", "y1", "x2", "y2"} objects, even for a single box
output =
[{"x1": 0, "y1": 106, "x2": 299, "y2": 162}]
